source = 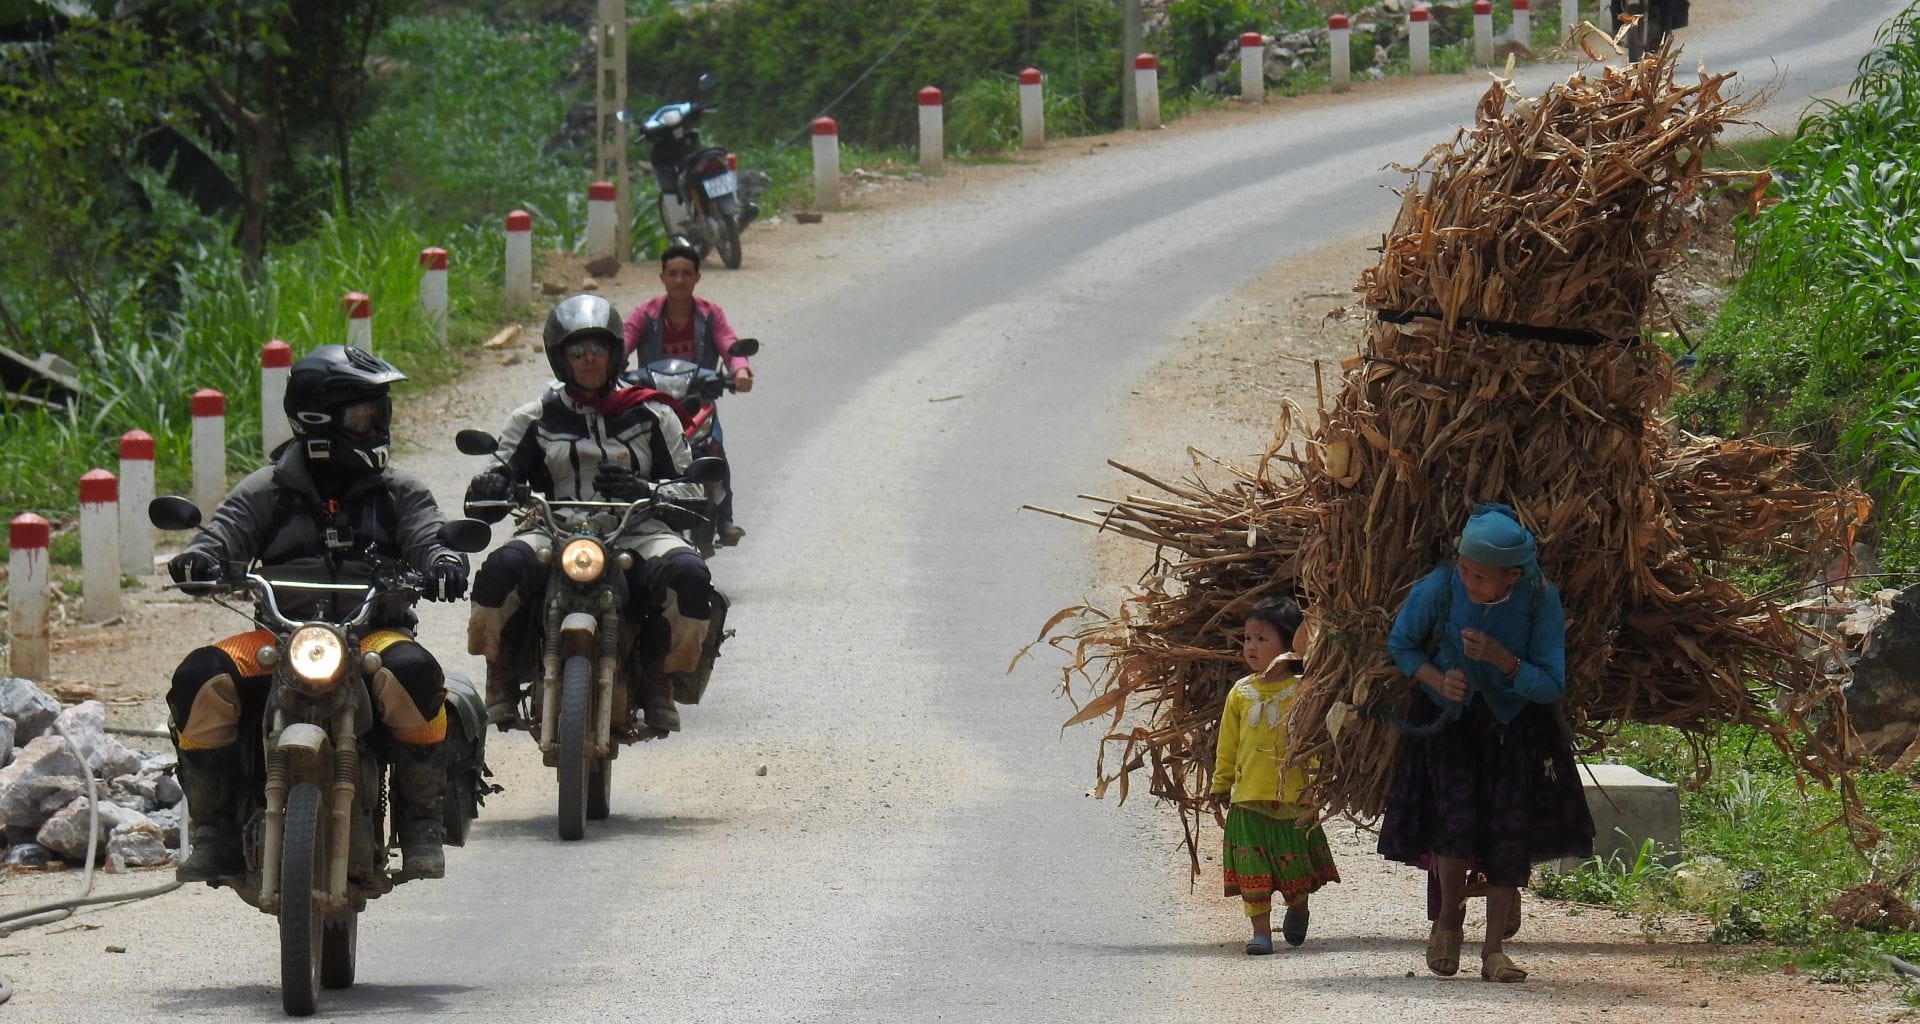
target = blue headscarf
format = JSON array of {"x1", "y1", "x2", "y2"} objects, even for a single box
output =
[{"x1": 1457, "y1": 502, "x2": 1538, "y2": 573}]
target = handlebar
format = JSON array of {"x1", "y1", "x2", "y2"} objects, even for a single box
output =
[{"x1": 169, "y1": 568, "x2": 423, "y2": 632}]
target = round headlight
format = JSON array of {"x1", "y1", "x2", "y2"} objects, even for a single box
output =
[
  {"x1": 286, "y1": 625, "x2": 345, "y2": 688},
  {"x1": 660, "y1": 108, "x2": 683, "y2": 128},
  {"x1": 561, "y1": 538, "x2": 607, "y2": 583}
]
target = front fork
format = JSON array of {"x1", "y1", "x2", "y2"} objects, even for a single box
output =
[
  {"x1": 258, "y1": 703, "x2": 356, "y2": 910},
  {"x1": 538, "y1": 594, "x2": 623, "y2": 759}
]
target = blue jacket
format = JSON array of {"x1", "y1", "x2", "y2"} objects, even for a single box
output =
[{"x1": 1386, "y1": 564, "x2": 1567, "y2": 724}]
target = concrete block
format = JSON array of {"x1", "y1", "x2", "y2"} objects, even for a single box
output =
[{"x1": 1557, "y1": 762, "x2": 1681, "y2": 871}]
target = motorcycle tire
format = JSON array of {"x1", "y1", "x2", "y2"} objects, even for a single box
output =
[
  {"x1": 587, "y1": 758, "x2": 611, "y2": 820},
  {"x1": 280, "y1": 781, "x2": 326, "y2": 1017},
  {"x1": 556, "y1": 654, "x2": 592, "y2": 841},
  {"x1": 711, "y1": 214, "x2": 742, "y2": 270},
  {"x1": 440, "y1": 728, "x2": 476, "y2": 847},
  {"x1": 320, "y1": 907, "x2": 358, "y2": 990}
]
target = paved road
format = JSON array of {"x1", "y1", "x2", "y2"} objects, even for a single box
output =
[{"x1": 10, "y1": 2, "x2": 1903, "y2": 1019}]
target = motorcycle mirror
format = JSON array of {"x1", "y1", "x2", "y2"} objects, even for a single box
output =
[
  {"x1": 615, "y1": 109, "x2": 636, "y2": 124},
  {"x1": 148, "y1": 495, "x2": 202, "y2": 531},
  {"x1": 696, "y1": 72, "x2": 716, "y2": 91},
  {"x1": 682, "y1": 457, "x2": 726, "y2": 484},
  {"x1": 729, "y1": 337, "x2": 760, "y2": 358},
  {"x1": 455, "y1": 429, "x2": 498, "y2": 456},
  {"x1": 439, "y1": 518, "x2": 494, "y2": 554}
]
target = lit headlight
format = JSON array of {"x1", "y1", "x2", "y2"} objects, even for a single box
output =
[
  {"x1": 561, "y1": 538, "x2": 606, "y2": 583},
  {"x1": 659, "y1": 108, "x2": 683, "y2": 127},
  {"x1": 286, "y1": 625, "x2": 346, "y2": 688}
]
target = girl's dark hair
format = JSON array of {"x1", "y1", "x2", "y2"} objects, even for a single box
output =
[{"x1": 1244, "y1": 595, "x2": 1304, "y2": 638}]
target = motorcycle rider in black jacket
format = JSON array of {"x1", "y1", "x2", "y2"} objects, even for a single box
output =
[
  {"x1": 166, "y1": 345, "x2": 471, "y2": 882},
  {"x1": 464, "y1": 294, "x2": 718, "y2": 734}
]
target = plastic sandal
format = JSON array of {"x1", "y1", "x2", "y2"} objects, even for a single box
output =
[
  {"x1": 1282, "y1": 902, "x2": 1310, "y2": 947},
  {"x1": 1481, "y1": 951, "x2": 1528, "y2": 983},
  {"x1": 1426, "y1": 925, "x2": 1461, "y2": 976},
  {"x1": 1245, "y1": 935, "x2": 1275, "y2": 956}
]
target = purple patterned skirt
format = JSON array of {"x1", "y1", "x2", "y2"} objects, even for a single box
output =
[{"x1": 1376, "y1": 695, "x2": 1595, "y2": 887}]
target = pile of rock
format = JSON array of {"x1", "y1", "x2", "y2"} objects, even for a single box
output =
[
  {"x1": 1792, "y1": 581, "x2": 1920, "y2": 770},
  {"x1": 0, "y1": 678, "x2": 179, "y2": 872}
]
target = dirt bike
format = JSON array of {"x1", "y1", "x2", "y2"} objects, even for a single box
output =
[
  {"x1": 148, "y1": 495, "x2": 492, "y2": 1017},
  {"x1": 617, "y1": 72, "x2": 757, "y2": 269},
  {"x1": 1611, "y1": 0, "x2": 1688, "y2": 61},
  {"x1": 457, "y1": 430, "x2": 729, "y2": 839},
  {"x1": 624, "y1": 337, "x2": 760, "y2": 557}
]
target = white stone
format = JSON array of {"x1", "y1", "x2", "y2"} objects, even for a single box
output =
[
  {"x1": 35, "y1": 796, "x2": 155, "y2": 862},
  {"x1": 50, "y1": 701, "x2": 141, "y2": 780},
  {"x1": 105, "y1": 820, "x2": 171, "y2": 868},
  {"x1": 0, "y1": 735, "x2": 87, "y2": 830},
  {"x1": 0, "y1": 678, "x2": 59, "y2": 742}
]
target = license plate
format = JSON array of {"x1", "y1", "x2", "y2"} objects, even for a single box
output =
[{"x1": 702, "y1": 171, "x2": 738, "y2": 198}]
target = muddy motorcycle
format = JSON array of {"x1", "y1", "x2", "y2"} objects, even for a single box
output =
[
  {"x1": 624, "y1": 337, "x2": 760, "y2": 556},
  {"x1": 457, "y1": 431, "x2": 728, "y2": 839},
  {"x1": 1611, "y1": 0, "x2": 1687, "y2": 60},
  {"x1": 618, "y1": 73, "x2": 756, "y2": 269},
  {"x1": 149, "y1": 496, "x2": 492, "y2": 1018}
]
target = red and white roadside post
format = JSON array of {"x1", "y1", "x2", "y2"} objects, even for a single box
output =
[
  {"x1": 80, "y1": 469, "x2": 121, "y2": 623},
  {"x1": 118, "y1": 430, "x2": 154, "y2": 576},
  {"x1": 505, "y1": 209, "x2": 533, "y2": 307},
  {"x1": 418, "y1": 247, "x2": 448, "y2": 346},
  {"x1": 342, "y1": 291, "x2": 372, "y2": 352},
  {"x1": 918, "y1": 87, "x2": 944, "y2": 171},
  {"x1": 1134, "y1": 53, "x2": 1160, "y2": 129},
  {"x1": 1513, "y1": 0, "x2": 1532, "y2": 45},
  {"x1": 1563, "y1": 0, "x2": 1580, "y2": 43},
  {"x1": 1330, "y1": 15, "x2": 1352, "y2": 93},
  {"x1": 1411, "y1": 6, "x2": 1432, "y2": 74},
  {"x1": 1019, "y1": 68, "x2": 1045, "y2": 148},
  {"x1": 1239, "y1": 33, "x2": 1266, "y2": 102},
  {"x1": 261, "y1": 340, "x2": 292, "y2": 457},
  {"x1": 9, "y1": 514, "x2": 51, "y2": 679},
  {"x1": 585, "y1": 182, "x2": 616, "y2": 262},
  {"x1": 811, "y1": 117, "x2": 840, "y2": 209},
  {"x1": 1475, "y1": 0, "x2": 1494, "y2": 64},
  {"x1": 192, "y1": 388, "x2": 226, "y2": 516}
]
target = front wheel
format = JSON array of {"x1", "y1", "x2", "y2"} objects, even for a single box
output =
[
  {"x1": 587, "y1": 757, "x2": 611, "y2": 820},
  {"x1": 556, "y1": 655, "x2": 592, "y2": 841},
  {"x1": 320, "y1": 908, "x2": 358, "y2": 989},
  {"x1": 710, "y1": 214, "x2": 742, "y2": 270},
  {"x1": 280, "y1": 782, "x2": 326, "y2": 1016}
]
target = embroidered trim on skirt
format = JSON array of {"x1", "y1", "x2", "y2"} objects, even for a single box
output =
[
  {"x1": 1222, "y1": 806, "x2": 1341, "y2": 900},
  {"x1": 1376, "y1": 696, "x2": 1594, "y2": 887}
]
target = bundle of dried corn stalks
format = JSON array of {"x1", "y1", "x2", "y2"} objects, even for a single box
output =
[{"x1": 1024, "y1": 52, "x2": 1875, "y2": 862}]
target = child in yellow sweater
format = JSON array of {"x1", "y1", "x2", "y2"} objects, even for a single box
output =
[{"x1": 1209, "y1": 596, "x2": 1341, "y2": 955}]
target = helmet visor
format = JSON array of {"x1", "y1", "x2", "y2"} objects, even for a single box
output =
[
  {"x1": 564, "y1": 336, "x2": 613, "y2": 361},
  {"x1": 338, "y1": 398, "x2": 390, "y2": 441}
]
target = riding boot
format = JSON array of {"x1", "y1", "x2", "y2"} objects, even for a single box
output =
[
  {"x1": 390, "y1": 742, "x2": 447, "y2": 878},
  {"x1": 483, "y1": 658, "x2": 521, "y2": 728},
  {"x1": 174, "y1": 747, "x2": 244, "y2": 883},
  {"x1": 639, "y1": 667, "x2": 681, "y2": 733},
  {"x1": 673, "y1": 591, "x2": 728, "y2": 705}
]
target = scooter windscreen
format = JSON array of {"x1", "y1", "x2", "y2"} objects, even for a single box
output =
[{"x1": 640, "y1": 359, "x2": 700, "y2": 400}]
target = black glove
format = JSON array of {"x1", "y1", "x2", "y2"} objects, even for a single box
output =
[
  {"x1": 594, "y1": 465, "x2": 648, "y2": 501},
  {"x1": 167, "y1": 550, "x2": 222, "y2": 587},
  {"x1": 428, "y1": 556, "x2": 469, "y2": 602},
  {"x1": 465, "y1": 471, "x2": 513, "y2": 523}
]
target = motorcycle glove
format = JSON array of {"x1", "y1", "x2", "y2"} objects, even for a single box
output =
[
  {"x1": 428, "y1": 556, "x2": 469, "y2": 602},
  {"x1": 464, "y1": 470, "x2": 513, "y2": 524},
  {"x1": 593, "y1": 465, "x2": 648, "y2": 501},
  {"x1": 167, "y1": 550, "x2": 222, "y2": 586}
]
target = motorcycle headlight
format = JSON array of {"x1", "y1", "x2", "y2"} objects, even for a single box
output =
[
  {"x1": 286, "y1": 625, "x2": 346, "y2": 690},
  {"x1": 561, "y1": 538, "x2": 607, "y2": 583},
  {"x1": 659, "y1": 108, "x2": 683, "y2": 128}
]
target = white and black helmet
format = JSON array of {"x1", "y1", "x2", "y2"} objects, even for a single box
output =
[
  {"x1": 284, "y1": 345, "x2": 407, "y2": 472},
  {"x1": 542, "y1": 294, "x2": 628, "y2": 385}
]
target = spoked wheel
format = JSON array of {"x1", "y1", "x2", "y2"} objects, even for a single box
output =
[
  {"x1": 557, "y1": 654, "x2": 592, "y2": 841},
  {"x1": 280, "y1": 782, "x2": 326, "y2": 1016},
  {"x1": 320, "y1": 907, "x2": 358, "y2": 989},
  {"x1": 710, "y1": 214, "x2": 742, "y2": 269},
  {"x1": 587, "y1": 757, "x2": 612, "y2": 820}
]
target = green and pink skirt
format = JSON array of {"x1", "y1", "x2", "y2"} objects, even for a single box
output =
[{"x1": 1222, "y1": 805, "x2": 1341, "y2": 901}]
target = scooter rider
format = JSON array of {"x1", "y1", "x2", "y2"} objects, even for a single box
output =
[
  {"x1": 166, "y1": 345, "x2": 470, "y2": 882},
  {"x1": 623, "y1": 243, "x2": 754, "y2": 546},
  {"x1": 466, "y1": 293, "x2": 718, "y2": 734}
]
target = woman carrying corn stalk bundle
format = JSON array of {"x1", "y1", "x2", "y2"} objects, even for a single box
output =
[{"x1": 1375, "y1": 504, "x2": 1594, "y2": 983}]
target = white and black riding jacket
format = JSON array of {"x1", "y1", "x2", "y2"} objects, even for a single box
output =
[{"x1": 490, "y1": 385, "x2": 702, "y2": 537}]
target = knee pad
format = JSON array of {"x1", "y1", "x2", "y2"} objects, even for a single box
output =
[
  {"x1": 168, "y1": 647, "x2": 240, "y2": 725},
  {"x1": 659, "y1": 550, "x2": 713, "y2": 618},
  {"x1": 377, "y1": 641, "x2": 447, "y2": 718},
  {"x1": 472, "y1": 541, "x2": 539, "y2": 607}
]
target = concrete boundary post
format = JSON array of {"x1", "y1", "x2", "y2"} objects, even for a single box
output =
[
  {"x1": 1411, "y1": 6, "x2": 1432, "y2": 75},
  {"x1": 585, "y1": 182, "x2": 616, "y2": 262},
  {"x1": 1513, "y1": 0, "x2": 1532, "y2": 46},
  {"x1": 1330, "y1": 15, "x2": 1352, "y2": 93},
  {"x1": 504, "y1": 210, "x2": 533, "y2": 307},
  {"x1": 1019, "y1": 68, "x2": 1044, "y2": 148},
  {"x1": 80, "y1": 469, "x2": 121, "y2": 623},
  {"x1": 191, "y1": 389, "x2": 226, "y2": 516},
  {"x1": 918, "y1": 87, "x2": 944, "y2": 170},
  {"x1": 342, "y1": 292, "x2": 371, "y2": 352},
  {"x1": 1134, "y1": 54, "x2": 1160, "y2": 130},
  {"x1": 418, "y1": 247, "x2": 448, "y2": 346},
  {"x1": 9, "y1": 514, "x2": 50, "y2": 679},
  {"x1": 118, "y1": 430, "x2": 154, "y2": 575},
  {"x1": 1474, "y1": 0, "x2": 1494, "y2": 64},
  {"x1": 261, "y1": 340, "x2": 292, "y2": 458},
  {"x1": 1239, "y1": 33, "x2": 1265, "y2": 102},
  {"x1": 1562, "y1": 0, "x2": 1580, "y2": 43},
  {"x1": 811, "y1": 118, "x2": 840, "y2": 208}
]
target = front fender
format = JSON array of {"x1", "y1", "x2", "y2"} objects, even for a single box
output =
[
  {"x1": 558, "y1": 611, "x2": 599, "y2": 660},
  {"x1": 275, "y1": 722, "x2": 333, "y2": 778}
]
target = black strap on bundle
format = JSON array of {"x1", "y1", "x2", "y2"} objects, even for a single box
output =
[{"x1": 1373, "y1": 307, "x2": 1618, "y2": 348}]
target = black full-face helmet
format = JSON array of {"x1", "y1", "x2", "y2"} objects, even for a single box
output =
[
  {"x1": 542, "y1": 294, "x2": 628, "y2": 386},
  {"x1": 284, "y1": 344, "x2": 407, "y2": 472}
]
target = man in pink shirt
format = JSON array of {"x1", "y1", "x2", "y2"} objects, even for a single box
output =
[{"x1": 624, "y1": 243, "x2": 755, "y2": 545}]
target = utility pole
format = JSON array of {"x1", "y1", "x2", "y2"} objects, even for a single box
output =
[
  {"x1": 594, "y1": 0, "x2": 630, "y2": 259},
  {"x1": 1121, "y1": 0, "x2": 1141, "y2": 128}
]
